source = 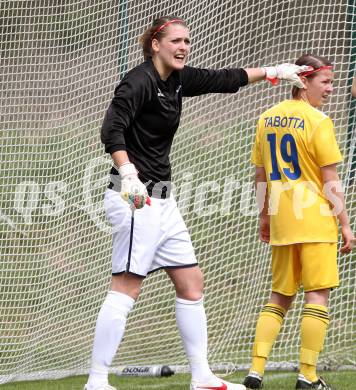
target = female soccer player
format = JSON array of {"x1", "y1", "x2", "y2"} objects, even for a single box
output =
[
  {"x1": 84, "y1": 16, "x2": 308, "y2": 390},
  {"x1": 244, "y1": 54, "x2": 355, "y2": 390}
]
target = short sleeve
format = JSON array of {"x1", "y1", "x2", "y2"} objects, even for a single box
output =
[
  {"x1": 309, "y1": 117, "x2": 343, "y2": 167},
  {"x1": 251, "y1": 121, "x2": 264, "y2": 167}
]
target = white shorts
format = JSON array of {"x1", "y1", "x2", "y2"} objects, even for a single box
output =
[{"x1": 104, "y1": 189, "x2": 198, "y2": 277}]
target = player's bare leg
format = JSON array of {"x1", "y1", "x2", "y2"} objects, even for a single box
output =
[
  {"x1": 111, "y1": 272, "x2": 144, "y2": 299},
  {"x1": 84, "y1": 273, "x2": 144, "y2": 390},
  {"x1": 166, "y1": 266, "x2": 246, "y2": 390},
  {"x1": 269, "y1": 291, "x2": 295, "y2": 310},
  {"x1": 305, "y1": 288, "x2": 329, "y2": 306},
  {"x1": 166, "y1": 265, "x2": 203, "y2": 301}
]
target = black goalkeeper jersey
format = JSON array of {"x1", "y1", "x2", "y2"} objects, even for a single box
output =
[{"x1": 101, "y1": 58, "x2": 248, "y2": 195}]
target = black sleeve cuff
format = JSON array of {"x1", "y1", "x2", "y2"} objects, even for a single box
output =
[
  {"x1": 106, "y1": 144, "x2": 126, "y2": 154},
  {"x1": 240, "y1": 68, "x2": 249, "y2": 87}
]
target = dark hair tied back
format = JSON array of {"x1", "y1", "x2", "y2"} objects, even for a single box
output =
[{"x1": 292, "y1": 54, "x2": 332, "y2": 98}]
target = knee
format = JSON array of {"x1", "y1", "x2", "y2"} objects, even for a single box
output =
[
  {"x1": 175, "y1": 269, "x2": 204, "y2": 301},
  {"x1": 124, "y1": 286, "x2": 141, "y2": 300},
  {"x1": 305, "y1": 289, "x2": 330, "y2": 306},
  {"x1": 111, "y1": 273, "x2": 143, "y2": 300},
  {"x1": 270, "y1": 291, "x2": 294, "y2": 311},
  {"x1": 178, "y1": 290, "x2": 203, "y2": 301}
]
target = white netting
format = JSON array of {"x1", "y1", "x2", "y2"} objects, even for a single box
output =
[{"x1": 0, "y1": 0, "x2": 355, "y2": 384}]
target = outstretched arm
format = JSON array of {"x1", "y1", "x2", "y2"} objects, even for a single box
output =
[
  {"x1": 181, "y1": 63, "x2": 311, "y2": 96},
  {"x1": 244, "y1": 68, "x2": 266, "y2": 83}
]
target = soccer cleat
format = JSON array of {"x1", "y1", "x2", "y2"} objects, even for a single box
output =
[
  {"x1": 243, "y1": 371, "x2": 263, "y2": 389},
  {"x1": 190, "y1": 376, "x2": 246, "y2": 390},
  {"x1": 83, "y1": 385, "x2": 117, "y2": 390},
  {"x1": 295, "y1": 374, "x2": 333, "y2": 389}
]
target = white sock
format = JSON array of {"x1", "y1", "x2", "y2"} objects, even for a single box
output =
[
  {"x1": 175, "y1": 296, "x2": 215, "y2": 383},
  {"x1": 86, "y1": 291, "x2": 135, "y2": 388}
]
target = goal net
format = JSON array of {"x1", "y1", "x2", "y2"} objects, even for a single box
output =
[{"x1": 1, "y1": 0, "x2": 355, "y2": 384}]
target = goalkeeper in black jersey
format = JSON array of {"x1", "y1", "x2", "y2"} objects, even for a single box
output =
[{"x1": 84, "y1": 15, "x2": 309, "y2": 390}]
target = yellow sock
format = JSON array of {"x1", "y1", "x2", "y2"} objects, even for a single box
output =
[
  {"x1": 300, "y1": 304, "x2": 329, "y2": 382},
  {"x1": 250, "y1": 303, "x2": 286, "y2": 376}
]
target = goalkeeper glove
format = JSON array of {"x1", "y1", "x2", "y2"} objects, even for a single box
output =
[
  {"x1": 119, "y1": 162, "x2": 150, "y2": 209},
  {"x1": 264, "y1": 64, "x2": 312, "y2": 88}
]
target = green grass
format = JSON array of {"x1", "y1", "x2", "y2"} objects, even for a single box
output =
[{"x1": 1, "y1": 372, "x2": 356, "y2": 390}]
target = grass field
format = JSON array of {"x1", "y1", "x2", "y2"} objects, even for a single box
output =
[{"x1": 1, "y1": 372, "x2": 356, "y2": 390}]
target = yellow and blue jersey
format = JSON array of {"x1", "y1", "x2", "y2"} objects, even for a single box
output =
[{"x1": 251, "y1": 99, "x2": 342, "y2": 245}]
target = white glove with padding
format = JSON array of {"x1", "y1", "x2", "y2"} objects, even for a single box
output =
[
  {"x1": 264, "y1": 64, "x2": 312, "y2": 88},
  {"x1": 119, "y1": 162, "x2": 150, "y2": 209}
]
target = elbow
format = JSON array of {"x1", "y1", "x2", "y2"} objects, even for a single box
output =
[{"x1": 100, "y1": 124, "x2": 125, "y2": 154}]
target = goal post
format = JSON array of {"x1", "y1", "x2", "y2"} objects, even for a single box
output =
[{"x1": 0, "y1": 0, "x2": 355, "y2": 384}]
